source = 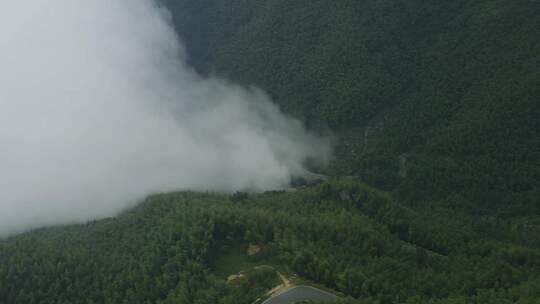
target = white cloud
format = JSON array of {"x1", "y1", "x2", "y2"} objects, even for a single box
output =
[{"x1": 0, "y1": 0, "x2": 330, "y2": 235}]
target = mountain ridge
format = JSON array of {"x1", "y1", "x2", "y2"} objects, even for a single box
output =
[{"x1": 162, "y1": 0, "x2": 540, "y2": 212}]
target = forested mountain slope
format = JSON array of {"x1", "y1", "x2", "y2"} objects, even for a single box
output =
[
  {"x1": 161, "y1": 0, "x2": 540, "y2": 213},
  {"x1": 2, "y1": 2, "x2": 539, "y2": 304},
  {"x1": 2, "y1": 181, "x2": 540, "y2": 303}
]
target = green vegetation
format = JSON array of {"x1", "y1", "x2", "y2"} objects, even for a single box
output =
[
  {"x1": 2, "y1": 181, "x2": 540, "y2": 303},
  {"x1": 162, "y1": 0, "x2": 540, "y2": 213},
  {"x1": 211, "y1": 244, "x2": 260, "y2": 276},
  {"x1": 2, "y1": 1, "x2": 539, "y2": 303}
]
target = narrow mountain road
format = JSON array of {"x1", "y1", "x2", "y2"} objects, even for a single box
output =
[{"x1": 266, "y1": 272, "x2": 293, "y2": 297}]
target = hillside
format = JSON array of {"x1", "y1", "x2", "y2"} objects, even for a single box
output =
[
  {"x1": 1, "y1": 1, "x2": 539, "y2": 304},
  {"x1": 162, "y1": 0, "x2": 540, "y2": 213},
  {"x1": 2, "y1": 181, "x2": 540, "y2": 303}
]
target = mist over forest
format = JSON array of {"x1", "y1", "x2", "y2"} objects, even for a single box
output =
[
  {"x1": 0, "y1": 0, "x2": 328, "y2": 235},
  {"x1": 1, "y1": 0, "x2": 539, "y2": 303}
]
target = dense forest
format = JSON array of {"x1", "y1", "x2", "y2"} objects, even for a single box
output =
[
  {"x1": 1, "y1": 0, "x2": 539, "y2": 303},
  {"x1": 162, "y1": 0, "x2": 540, "y2": 214},
  {"x1": 2, "y1": 181, "x2": 540, "y2": 303}
]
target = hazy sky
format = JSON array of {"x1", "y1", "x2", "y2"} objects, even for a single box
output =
[{"x1": 0, "y1": 0, "x2": 330, "y2": 236}]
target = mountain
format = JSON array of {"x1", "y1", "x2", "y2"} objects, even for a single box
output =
[
  {"x1": 162, "y1": 0, "x2": 540, "y2": 213},
  {"x1": 2, "y1": 181, "x2": 540, "y2": 303},
  {"x1": 1, "y1": 1, "x2": 540, "y2": 303}
]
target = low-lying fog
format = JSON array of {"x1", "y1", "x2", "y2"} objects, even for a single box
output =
[{"x1": 0, "y1": 0, "x2": 330, "y2": 236}]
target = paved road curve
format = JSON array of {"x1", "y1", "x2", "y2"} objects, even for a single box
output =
[{"x1": 262, "y1": 286, "x2": 338, "y2": 304}]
